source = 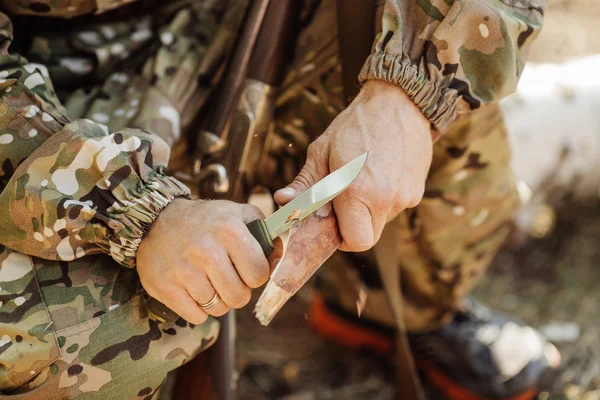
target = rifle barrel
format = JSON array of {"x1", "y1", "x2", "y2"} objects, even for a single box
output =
[
  {"x1": 198, "y1": 0, "x2": 271, "y2": 154},
  {"x1": 247, "y1": 0, "x2": 300, "y2": 86}
]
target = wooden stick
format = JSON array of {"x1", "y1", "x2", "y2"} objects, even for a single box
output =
[{"x1": 254, "y1": 203, "x2": 341, "y2": 325}]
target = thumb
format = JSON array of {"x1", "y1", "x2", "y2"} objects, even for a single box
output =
[{"x1": 274, "y1": 144, "x2": 329, "y2": 206}]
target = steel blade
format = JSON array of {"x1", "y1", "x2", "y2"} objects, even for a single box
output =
[{"x1": 265, "y1": 152, "x2": 368, "y2": 239}]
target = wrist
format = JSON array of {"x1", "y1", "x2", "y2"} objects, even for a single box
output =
[
  {"x1": 360, "y1": 80, "x2": 417, "y2": 107},
  {"x1": 138, "y1": 197, "x2": 191, "y2": 260},
  {"x1": 359, "y1": 80, "x2": 431, "y2": 135}
]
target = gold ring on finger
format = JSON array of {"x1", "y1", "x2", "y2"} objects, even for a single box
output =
[{"x1": 198, "y1": 292, "x2": 220, "y2": 310}]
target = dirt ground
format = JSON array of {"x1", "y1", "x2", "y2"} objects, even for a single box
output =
[{"x1": 233, "y1": 2, "x2": 600, "y2": 399}]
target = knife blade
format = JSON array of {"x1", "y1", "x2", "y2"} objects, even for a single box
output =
[{"x1": 245, "y1": 152, "x2": 368, "y2": 255}]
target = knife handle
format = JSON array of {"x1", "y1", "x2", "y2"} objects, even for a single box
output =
[{"x1": 246, "y1": 219, "x2": 275, "y2": 256}]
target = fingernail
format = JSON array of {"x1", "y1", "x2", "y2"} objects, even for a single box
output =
[{"x1": 276, "y1": 187, "x2": 295, "y2": 197}]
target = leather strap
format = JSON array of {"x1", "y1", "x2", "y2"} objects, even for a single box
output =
[
  {"x1": 336, "y1": 0, "x2": 375, "y2": 102},
  {"x1": 373, "y1": 222, "x2": 426, "y2": 400}
]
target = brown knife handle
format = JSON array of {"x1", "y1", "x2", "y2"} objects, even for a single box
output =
[{"x1": 246, "y1": 219, "x2": 274, "y2": 256}]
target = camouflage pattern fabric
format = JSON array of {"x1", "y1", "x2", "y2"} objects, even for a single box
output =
[{"x1": 0, "y1": 0, "x2": 545, "y2": 397}]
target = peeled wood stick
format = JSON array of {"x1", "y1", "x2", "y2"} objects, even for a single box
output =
[{"x1": 254, "y1": 203, "x2": 342, "y2": 326}]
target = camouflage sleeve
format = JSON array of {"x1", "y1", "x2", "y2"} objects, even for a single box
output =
[
  {"x1": 359, "y1": 0, "x2": 547, "y2": 133},
  {"x1": 0, "y1": 12, "x2": 190, "y2": 268}
]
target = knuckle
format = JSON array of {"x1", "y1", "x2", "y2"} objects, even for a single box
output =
[
  {"x1": 393, "y1": 183, "x2": 416, "y2": 208},
  {"x1": 195, "y1": 243, "x2": 224, "y2": 267},
  {"x1": 243, "y1": 204, "x2": 264, "y2": 220},
  {"x1": 397, "y1": 182, "x2": 424, "y2": 209},
  {"x1": 346, "y1": 181, "x2": 376, "y2": 206},
  {"x1": 381, "y1": 186, "x2": 397, "y2": 206},
  {"x1": 228, "y1": 288, "x2": 251, "y2": 309},
  {"x1": 344, "y1": 182, "x2": 362, "y2": 198},
  {"x1": 344, "y1": 237, "x2": 372, "y2": 252},
  {"x1": 188, "y1": 237, "x2": 212, "y2": 259},
  {"x1": 411, "y1": 185, "x2": 426, "y2": 208},
  {"x1": 247, "y1": 264, "x2": 269, "y2": 288},
  {"x1": 173, "y1": 264, "x2": 194, "y2": 283},
  {"x1": 201, "y1": 251, "x2": 221, "y2": 268},
  {"x1": 394, "y1": 192, "x2": 412, "y2": 210},
  {"x1": 368, "y1": 181, "x2": 395, "y2": 207},
  {"x1": 257, "y1": 263, "x2": 270, "y2": 286},
  {"x1": 218, "y1": 221, "x2": 243, "y2": 242},
  {"x1": 340, "y1": 221, "x2": 375, "y2": 252},
  {"x1": 160, "y1": 286, "x2": 181, "y2": 303},
  {"x1": 407, "y1": 196, "x2": 422, "y2": 209}
]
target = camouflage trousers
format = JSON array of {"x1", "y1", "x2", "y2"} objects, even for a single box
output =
[{"x1": 1, "y1": 0, "x2": 519, "y2": 398}]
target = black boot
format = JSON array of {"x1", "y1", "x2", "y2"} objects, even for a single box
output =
[{"x1": 408, "y1": 298, "x2": 561, "y2": 400}]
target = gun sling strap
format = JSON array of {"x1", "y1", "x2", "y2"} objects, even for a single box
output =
[{"x1": 336, "y1": 1, "x2": 426, "y2": 398}]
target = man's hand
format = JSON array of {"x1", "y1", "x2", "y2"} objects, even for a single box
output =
[
  {"x1": 275, "y1": 80, "x2": 433, "y2": 252},
  {"x1": 137, "y1": 199, "x2": 282, "y2": 324}
]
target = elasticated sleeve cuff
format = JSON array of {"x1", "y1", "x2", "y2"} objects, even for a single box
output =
[
  {"x1": 360, "y1": 0, "x2": 546, "y2": 135},
  {"x1": 105, "y1": 175, "x2": 191, "y2": 267},
  {"x1": 359, "y1": 52, "x2": 459, "y2": 133}
]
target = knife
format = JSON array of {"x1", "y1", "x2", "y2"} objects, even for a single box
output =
[
  {"x1": 148, "y1": 152, "x2": 368, "y2": 322},
  {"x1": 246, "y1": 152, "x2": 368, "y2": 255}
]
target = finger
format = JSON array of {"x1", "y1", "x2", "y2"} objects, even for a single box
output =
[
  {"x1": 199, "y1": 294, "x2": 230, "y2": 318},
  {"x1": 155, "y1": 285, "x2": 209, "y2": 325},
  {"x1": 273, "y1": 186, "x2": 296, "y2": 206},
  {"x1": 274, "y1": 143, "x2": 329, "y2": 206},
  {"x1": 267, "y1": 237, "x2": 284, "y2": 274},
  {"x1": 204, "y1": 246, "x2": 251, "y2": 309},
  {"x1": 334, "y1": 194, "x2": 378, "y2": 252},
  {"x1": 181, "y1": 270, "x2": 231, "y2": 317},
  {"x1": 239, "y1": 203, "x2": 266, "y2": 224},
  {"x1": 227, "y1": 221, "x2": 270, "y2": 288}
]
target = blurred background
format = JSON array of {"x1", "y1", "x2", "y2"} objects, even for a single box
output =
[{"x1": 235, "y1": 1, "x2": 600, "y2": 398}]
